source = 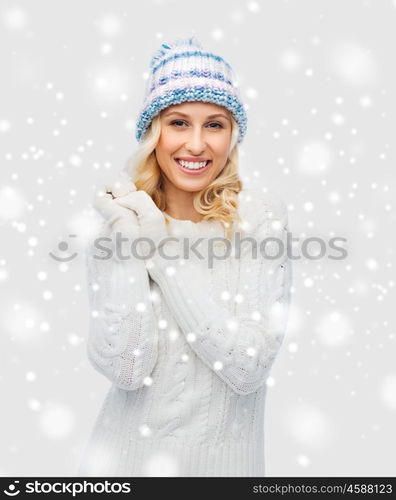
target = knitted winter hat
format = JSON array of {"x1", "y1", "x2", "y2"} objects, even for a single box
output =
[{"x1": 135, "y1": 35, "x2": 248, "y2": 145}]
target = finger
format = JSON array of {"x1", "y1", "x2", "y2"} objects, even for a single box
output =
[
  {"x1": 104, "y1": 174, "x2": 137, "y2": 198},
  {"x1": 93, "y1": 190, "x2": 132, "y2": 220},
  {"x1": 114, "y1": 191, "x2": 163, "y2": 221},
  {"x1": 93, "y1": 192, "x2": 115, "y2": 218},
  {"x1": 111, "y1": 179, "x2": 137, "y2": 198},
  {"x1": 112, "y1": 197, "x2": 140, "y2": 222}
]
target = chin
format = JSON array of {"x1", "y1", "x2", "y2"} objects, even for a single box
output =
[{"x1": 169, "y1": 176, "x2": 210, "y2": 192}]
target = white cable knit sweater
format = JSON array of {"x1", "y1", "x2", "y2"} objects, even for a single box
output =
[{"x1": 77, "y1": 187, "x2": 292, "y2": 477}]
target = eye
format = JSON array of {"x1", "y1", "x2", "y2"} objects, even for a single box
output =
[
  {"x1": 170, "y1": 120, "x2": 224, "y2": 129},
  {"x1": 207, "y1": 122, "x2": 223, "y2": 129},
  {"x1": 171, "y1": 120, "x2": 186, "y2": 127}
]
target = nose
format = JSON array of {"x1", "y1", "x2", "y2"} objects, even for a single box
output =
[{"x1": 185, "y1": 127, "x2": 207, "y2": 154}]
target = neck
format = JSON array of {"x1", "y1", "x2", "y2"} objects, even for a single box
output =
[{"x1": 163, "y1": 181, "x2": 203, "y2": 222}]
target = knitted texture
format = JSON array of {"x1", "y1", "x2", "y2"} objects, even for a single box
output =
[
  {"x1": 135, "y1": 35, "x2": 248, "y2": 144},
  {"x1": 84, "y1": 214, "x2": 159, "y2": 391},
  {"x1": 77, "y1": 188, "x2": 292, "y2": 477}
]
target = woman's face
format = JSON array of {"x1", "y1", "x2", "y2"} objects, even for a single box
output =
[{"x1": 155, "y1": 101, "x2": 232, "y2": 193}]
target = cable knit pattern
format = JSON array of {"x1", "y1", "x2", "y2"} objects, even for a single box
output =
[
  {"x1": 77, "y1": 188, "x2": 292, "y2": 477},
  {"x1": 84, "y1": 213, "x2": 160, "y2": 391},
  {"x1": 153, "y1": 340, "x2": 194, "y2": 439}
]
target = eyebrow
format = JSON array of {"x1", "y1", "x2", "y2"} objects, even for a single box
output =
[{"x1": 163, "y1": 111, "x2": 230, "y2": 121}]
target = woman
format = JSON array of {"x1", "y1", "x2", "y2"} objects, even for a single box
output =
[{"x1": 77, "y1": 35, "x2": 292, "y2": 477}]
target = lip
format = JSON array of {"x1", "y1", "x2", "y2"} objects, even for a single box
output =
[
  {"x1": 174, "y1": 158, "x2": 212, "y2": 175},
  {"x1": 176, "y1": 157, "x2": 210, "y2": 162}
]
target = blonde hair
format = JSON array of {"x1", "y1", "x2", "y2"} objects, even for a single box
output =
[{"x1": 125, "y1": 110, "x2": 243, "y2": 240}]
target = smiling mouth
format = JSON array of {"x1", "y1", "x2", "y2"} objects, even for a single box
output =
[{"x1": 174, "y1": 158, "x2": 212, "y2": 174}]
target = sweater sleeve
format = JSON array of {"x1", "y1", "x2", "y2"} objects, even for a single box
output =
[
  {"x1": 85, "y1": 215, "x2": 159, "y2": 391},
  {"x1": 147, "y1": 193, "x2": 292, "y2": 395}
]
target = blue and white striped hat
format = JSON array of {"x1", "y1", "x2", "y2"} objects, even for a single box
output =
[{"x1": 135, "y1": 35, "x2": 248, "y2": 144}]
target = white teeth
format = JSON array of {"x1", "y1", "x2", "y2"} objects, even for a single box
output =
[{"x1": 177, "y1": 159, "x2": 209, "y2": 169}]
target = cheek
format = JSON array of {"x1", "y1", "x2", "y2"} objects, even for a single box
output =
[
  {"x1": 158, "y1": 129, "x2": 180, "y2": 147},
  {"x1": 156, "y1": 141, "x2": 173, "y2": 162},
  {"x1": 211, "y1": 135, "x2": 231, "y2": 155},
  {"x1": 158, "y1": 143, "x2": 178, "y2": 160},
  {"x1": 212, "y1": 149, "x2": 230, "y2": 164},
  {"x1": 155, "y1": 148, "x2": 176, "y2": 174}
]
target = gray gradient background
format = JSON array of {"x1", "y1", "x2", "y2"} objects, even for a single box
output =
[{"x1": 1, "y1": 0, "x2": 395, "y2": 477}]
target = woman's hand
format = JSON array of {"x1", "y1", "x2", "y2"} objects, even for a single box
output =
[
  {"x1": 104, "y1": 171, "x2": 137, "y2": 199},
  {"x1": 93, "y1": 171, "x2": 169, "y2": 266},
  {"x1": 115, "y1": 191, "x2": 183, "y2": 281},
  {"x1": 115, "y1": 189, "x2": 168, "y2": 243},
  {"x1": 92, "y1": 172, "x2": 139, "y2": 241}
]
